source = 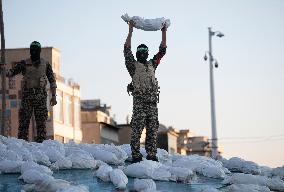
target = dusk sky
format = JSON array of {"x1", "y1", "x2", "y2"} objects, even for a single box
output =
[{"x1": 3, "y1": 0, "x2": 284, "y2": 167}]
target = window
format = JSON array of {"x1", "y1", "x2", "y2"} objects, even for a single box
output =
[
  {"x1": 54, "y1": 91, "x2": 63, "y2": 122},
  {"x1": 10, "y1": 100, "x2": 17, "y2": 108},
  {"x1": 74, "y1": 97, "x2": 80, "y2": 129},
  {"x1": 65, "y1": 95, "x2": 72, "y2": 125}
]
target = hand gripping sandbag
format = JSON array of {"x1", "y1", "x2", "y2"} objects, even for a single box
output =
[{"x1": 121, "y1": 13, "x2": 170, "y2": 31}]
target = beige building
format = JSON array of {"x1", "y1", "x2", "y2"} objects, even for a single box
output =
[
  {"x1": 117, "y1": 123, "x2": 146, "y2": 146},
  {"x1": 157, "y1": 125, "x2": 179, "y2": 154},
  {"x1": 80, "y1": 100, "x2": 147, "y2": 145},
  {"x1": 0, "y1": 47, "x2": 82, "y2": 143},
  {"x1": 177, "y1": 129, "x2": 195, "y2": 155},
  {"x1": 81, "y1": 99, "x2": 120, "y2": 144},
  {"x1": 177, "y1": 129, "x2": 223, "y2": 157}
]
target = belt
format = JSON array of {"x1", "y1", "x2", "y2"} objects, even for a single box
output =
[{"x1": 23, "y1": 87, "x2": 45, "y2": 94}]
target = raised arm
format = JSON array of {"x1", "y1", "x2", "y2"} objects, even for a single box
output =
[
  {"x1": 161, "y1": 24, "x2": 167, "y2": 48},
  {"x1": 124, "y1": 20, "x2": 135, "y2": 48},
  {"x1": 152, "y1": 25, "x2": 167, "y2": 68},
  {"x1": 124, "y1": 20, "x2": 136, "y2": 77}
]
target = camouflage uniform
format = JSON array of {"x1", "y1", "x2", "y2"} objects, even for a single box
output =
[
  {"x1": 7, "y1": 58, "x2": 57, "y2": 142},
  {"x1": 124, "y1": 45, "x2": 166, "y2": 159}
]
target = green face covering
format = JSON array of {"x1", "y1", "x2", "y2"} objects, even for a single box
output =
[{"x1": 137, "y1": 47, "x2": 148, "y2": 52}]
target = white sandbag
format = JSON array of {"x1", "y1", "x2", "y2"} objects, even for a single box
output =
[
  {"x1": 133, "y1": 178, "x2": 156, "y2": 192},
  {"x1": 223, "y1": 173, "x2": 284, "y2": 191},
  {"x1": 51, "y1": 157, "x2": 73, "y2": 170},
  {"x1": 95, "y1": 165, "x2": 113, "y2": 182},
  {"x1": 42, "y1": 140, "x2": 65, "y2": 155},
  {"x1": 260, "y1": 166, "x2": 273, "y2": 177},
  {"x1": 224, "y1": 184, "x2": 271, "y2": 192},
  {"x1": 64, "y1": 145, "x2": 86, "y2": 157},
  {"x1": 67, "y1": 152, "x2": 96, "y2": 169},
  {"x1": 0, "y1": 160, "x2": 24, "y2": 173},
  {"x1": 109, "y1": 169, "x2": 128, "y2": 189},
  {"x1": 173, "y1": 155, "x2": 226, "y2": 179},
  {"x1": 41, "y1": 147, "x2": 64, "y2": 163},
  {"x1": 157, "y1": 148, "x2": 171, "y2": 165},
  {"x1": 90, "y1": 148, "x2": 119, "y2": 165},
  {"x1": 96, "y1": 160, "x2": 108, "y2": 168},
  {"x1": 8, "y1": 144, "x2": 34, "y2": 161},
  {"x1": 120, "y1": 144, "x2": 132, "y2": 159},
  {"x1": 0, "y1": 142, "x2": 7, "y2": 160},
  {"x1": 195, "y1": 186, "x2": 219, "y2": 192},
  {"x1": 169, "y1": 166, "x2": 195, "y2": 183},
  {"x1": 222, "y1": 157, "x2": 261, "y2": 175},
  {"x1": 3, "y1": 149, "x2": 23, "y2": 161},
  {"x1": 31, "y1": 150, "x2": 51, "y2": 166},
  {"x1": 151, "y1": 165, "x2": 171, "y2": 181},
  {"x1": 58, "y1": 185, "x2": 89, "y2": 192},
  {"x1": 99, "y1": 144, "x2": 128, "y2": 164},
  {"x1": 124, "y1": 160, "x2": 160, "y2": 179},
  {"x1": 121, "y1": 13, "x2": 170, "y2": 31},
  {"x1": 83, "y1": 144, "x2": 127, "y2": 165},
  {"x1": 19, "y1": 169, "x2": 54, "y2": 184},
  {"x1": 272, "y1": 166, "x2": 284, "y2": 179},
  {"x1": 21, "y1": 161, "x2": 53, "y2": 175},
  {"x1": 3, "y1": 136, "x2": 25, "y2": 148},
  {"x1": 23, "y1": 178, "x2": 71, "y2": 192},
  {"x1": 200, "y1": 165, "x2": 226, "y2": 179},
  {"x1": 24, "y1": 142, "x2": 51, "y2": 166}
]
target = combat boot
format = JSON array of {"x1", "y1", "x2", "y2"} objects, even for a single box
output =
[
  {"x1": 146, "y1": 155, "x2": 158, "y2": 162},
  {"x1": 132, "y1": 156, "x2": 143, "y2": 163}
]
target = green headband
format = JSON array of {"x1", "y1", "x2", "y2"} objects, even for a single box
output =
[
  {"x1": 137, "y1": 47, "x2": 148, "y2": 52},
  {"x1": 30, "y1": 41, "x2": 41, "y2": 48}
]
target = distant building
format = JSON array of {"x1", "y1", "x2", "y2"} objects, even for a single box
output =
[
  {"x1": 177, "y1": 129, "x2": 223, "y2": 157},
  {"x1": 0, "y1": 47, "x2": 82, "y2": 143},
  {"x1": 157, "y1": 125, "x2": 223, "y2": 157},
  {"x1": 81, "y1": 99, "x2": 120, "y2": 144},
  {"x1": 117, "y1": 123, "x2": 146, "y2": 146},
  {"x1": 157, "y1": 125, "x2": 179, "y2": 154},
  {"x1": 177, "y1": 129, "x2": 195, "y2": 155}
]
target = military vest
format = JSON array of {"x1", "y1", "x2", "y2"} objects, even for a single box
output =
[
  {"x1": 23, "y1": 58, "x2": 48, "y2": 89},
  {"x1": 132, "y1": 61, "x2": 159, "y2": 95}
]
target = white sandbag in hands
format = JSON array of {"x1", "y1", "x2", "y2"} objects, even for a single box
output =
[{"x1": 121, "y1": 13, "x2": 170, "y2": 31}]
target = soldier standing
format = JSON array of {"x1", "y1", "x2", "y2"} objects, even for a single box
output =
[
  {"x1": 124, "y1": 21, "x2": 167, "y2": 163},
  {"x1": 5, "y1": 41, "x2": 57, "y2": 142}
]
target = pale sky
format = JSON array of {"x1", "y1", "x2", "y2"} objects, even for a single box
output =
[{"x1": 3, "y1": 0, "x2": 284, "y2": 167}]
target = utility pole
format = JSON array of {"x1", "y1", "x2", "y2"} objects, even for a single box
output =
[
  {"x1": 0, "y1": 0, "x2": 6, "y2": 136},
  {"x1": 204, "y1": 27, "x2": 224, "y2": 159}
]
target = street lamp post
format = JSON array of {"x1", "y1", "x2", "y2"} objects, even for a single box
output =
[
  {"x1": 0, "y1": 0, "x2": 6, "y2": 136},
  {"x1": 204, "y1": 27, "x2": 224, "y2": 159}
]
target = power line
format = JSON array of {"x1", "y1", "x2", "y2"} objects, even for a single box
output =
[
  {"x1": 218, "y1": 134, "x2": 284, "y2": 140},
  {"x1": 217, "y1": 137, "x2": 284, "y2": 144}
]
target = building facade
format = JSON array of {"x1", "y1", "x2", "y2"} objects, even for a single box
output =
[
  {"x1": 157, "y1": 126, "x2": 179, "y2": 154},
  {"x1": 81, "y1": 99, "x2": 120, "y2": 144},
  {"x1": 177, "y1": 129, "x2": 223, "y2": 157},
  {"x1": 0, "y1": 47, "x2": 82, "y2": 143}
]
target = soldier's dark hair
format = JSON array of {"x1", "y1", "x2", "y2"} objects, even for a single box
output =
[{"x1": 137, "y1": 44, "x2": 148, "y2": 52}]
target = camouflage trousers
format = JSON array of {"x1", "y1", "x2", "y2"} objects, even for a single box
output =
[
  {"x1": 18, "y1": 88, "x2": 48, "y2": 143},
  {"x1": 130, "y1": 98, "x2": 159, "y2": 158}
]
